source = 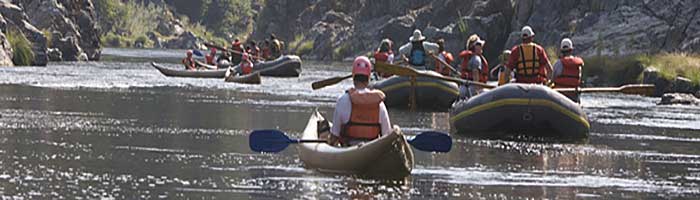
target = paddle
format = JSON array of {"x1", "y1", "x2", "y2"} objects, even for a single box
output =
[
  {"x1": 555, "y1": 84, "x2": 655, "y2": 96},
  {"x1": 249, "y1": 129, "x2": 452, "y2": 153},
  {"x1": 193, "y1": 49, "x2": 205, "y2": 57},
  {"x1": 429, "y1": 54, "x2": 460, "y2": 75},
  {"x1": 312, "y1": 74, "x2": 353, "y2": 90},
  {"x1": 374, "y1": 62, "x2": 495, "y2": 89},
  {"x1": 204, "y1": 42, "x2": 266, "y2": 61}
]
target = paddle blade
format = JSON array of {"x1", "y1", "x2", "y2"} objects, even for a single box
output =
[
  {"x1": 249, "y1": 129, "x2": 293, "y2": 153},
  {"x1": 311, "y1": 75, "x2": 352, "y2": 90},
  {"x1": 193, "y1": 49, "x2": 204, "y2": 57},
  {"x1": 407, "y1": 131, "x2": 452, "y2": 153}
]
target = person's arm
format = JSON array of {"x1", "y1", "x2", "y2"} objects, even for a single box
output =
[
  {"x1": 504, "y1": 46, "x2": 520, "y2": 82},
  {"x1": 378, "y1": 102, "x2": 392, "y2": 136},
  {"x1": 398, "y1": 43, "x2": 411, "y2": 59},
  {"x1": 330, "y1": 94, "x2": 350, "y2": 145},
  {"x1": 424, "y1": 42, "x2": 440, "y2": 54},
  {"x1": 551, "y1": 60, "x2": 563, "y2": 80},
  {"x1": 538, "y1": 47, "x2": 553, "y2": 78},
  {"x1": 468, "y1": 56, "x2": 482, "y2": 82}
]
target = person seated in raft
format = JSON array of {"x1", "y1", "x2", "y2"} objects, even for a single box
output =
[
  {"x1": 489, "y1": 50, "x2": 513, "y2": 86},
  {"x1": 231, "y1": 38, "x2": 244, "y2": 65},
  {"x1": 205, "y1": 48, "x2": 217, "y2": 65},
  {"x1": 373, "y1": 38, "x2": 395, "y2": 78},
  {"x1": 248, "y1": 41, "x2": 261, "y2": 62},
  {"x1": 182, "y1": 50, "x2": 196, "y2": 70},
  {"x1": 458, "y1": 36, "x2": 489, "y2": 99},
  {"x1": 262, "y1": 40, "x2": 272, "y2": 61},
  {"x1": 551, "y1": 38, "x2": 584, "y2": 103},
  {"x1": 503, "y1": 26, "x2": 553, "y2": 84},
  {"x1": 398, "y1": 29, "x2": 439, "y2": 69},
  {"x1": 270, "y1": 34, "x2": 284, "y2": 59},
  {"x1": 433, "y1": 38, "x2": 454, "y2": 76},
  {"x1": 217, "y1": 51, "x2": 231, "y2": 68},
  {"x1": 327, "y1": 56, "x2": 393, "y2": 147},
  {"x1": 228, "y1": 52, "x2": 254, "y2": 77}
]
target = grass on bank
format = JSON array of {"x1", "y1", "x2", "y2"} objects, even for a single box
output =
[
  {"x1": 582, "y1": 53, "x2": 700, "y2": 86},
  {"x1": 7, "y1": 30, "x2": 34, "y2": 66}
]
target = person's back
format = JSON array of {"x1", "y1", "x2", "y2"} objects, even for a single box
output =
[
  {"x1": 398, "y1": 29, "x2": 438, "y2": 69},
  {"x1": 505, "y1": 26, "x2": 553, "y2": 85},
  {"x1": 330, "y1": 56, "x2": 392, "y2": 146},
  {"x1": 434, "y1": 38, "x2": 454, "y2": 76}
]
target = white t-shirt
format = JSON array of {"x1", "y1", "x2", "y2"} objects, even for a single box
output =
[
  {"x1": 331, "y1": 88, "x2": 392, "y2": 137},
  {"x1": 398, "y1": 42, "x2": 440, "y2": 59}
]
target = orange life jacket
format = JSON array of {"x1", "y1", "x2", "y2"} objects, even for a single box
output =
[
  {"x1": 554, "y1": 56, "x2": 583, "y2": 88},
  {"x1": 434, "y1": 51, "x2": 454, "y2": 76},
  {"x1": 182, "y1": 57, "x2": 195, "y2": 70},
  {"x1": 374, "y1": 51, "x2": 393, "y2": 78},
  {"x1": 514, "y1": 43, "x2": 547, "y2": 84},
  {"x1": 240, "y1": 60, "x2": 253, "y2": 74},
  {"x1": 458, "y1": 50, "x2": 489, "y2": 83},
  {"x1": 341, "y1": 88, "x2": 386, "y2": 142}
]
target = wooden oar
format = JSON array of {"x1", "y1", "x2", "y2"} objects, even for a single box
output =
[
  {"x1": 249, "y1": 129, "x2": 452, "y2": 153},
  {"x1": 429, "y1": 54, "x2": 460, "y2": 75},
  {"x1": 193, "y1": 60, "x2": 218, "y2": 70},
  {"x1": 374, "y1": 62, "x2": 495, "y2": 89},
  {"x1": 312, "y1": 74, "x2": 353, "y2": 90},
  {"x1": 555, "y1": 84, "x2": 655, "y2": 96}
]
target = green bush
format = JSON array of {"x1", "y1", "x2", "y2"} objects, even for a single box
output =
[{"x1": 7, "y1": 30, "x2": 34, "y2": 66}]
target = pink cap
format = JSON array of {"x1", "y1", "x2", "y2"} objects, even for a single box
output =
[
  {"x1": 352, "y1": 56, "x2": 372, "y2": 76},
  {"x1": 210, "y1": 48, "x2": 217, "y2": 54},
  {"x1": 186, "y1": 50, "x2": 193, "y2": 56}
]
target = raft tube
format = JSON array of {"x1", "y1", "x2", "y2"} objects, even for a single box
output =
[
  {"x1": 450, "y1": 83, "x2": 589, "y2": 141},
  {"x1": 251, "y1": 55, "x2": 302, "y2": 77},
  {"x1": 371, "y1": 71, "x2": 459, "y2": 111}
]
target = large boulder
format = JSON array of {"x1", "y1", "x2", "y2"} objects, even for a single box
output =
[
  {"x1": 0, "y1": 1, "x2": 47, "y2": 66},
  {"x1": 0, "y1": 14, "x2": 12, "y2": 66},
  {"x1": 658, "y1": 93, "x2": 700, "y2": 106},
  {"x1": 162, "y1": 31, "x2": 202, "y2": 49}
]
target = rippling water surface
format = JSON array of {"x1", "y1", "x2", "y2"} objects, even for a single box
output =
[{"x1": 0, "y1": 48, "x2": 697, "y2": 199}]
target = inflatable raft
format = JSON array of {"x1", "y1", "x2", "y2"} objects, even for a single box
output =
[
  {"x1": 151, "y1": 62, "x2": 227, "y2": 78},
  {"x1": 450, "y1": 83, "x2": 590, "y2": 141},
  {"x1": 371, "y1": 71, "x2": 459, "y2": 111},
  {"x1": 297, "y1": 111, "x2": 414, "y2": 179},
  {"x1": 249, "y1": 55, "x2": 302, "y2": 77}
]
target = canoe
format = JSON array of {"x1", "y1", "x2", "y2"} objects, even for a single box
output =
[
  {"x1": 229, "y1": 55, "x2": 302, "y2": 77},
  {"x1": 151, "y1": 62, "x2": 227, "y2": 78},
  {"x1": 224, "y1": 71, "x2": 261, "y2": 84},
  {"x1": 297, "y1": 111, "x2": 414, "y2": 179},
  {"x1": 371, "y1": 71, "x2": 459, "y2": 111},
  {"x1": 450, "y1": 83, "x2": 590, "y2": 141}
]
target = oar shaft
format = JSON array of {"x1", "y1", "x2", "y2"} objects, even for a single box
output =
[{"x1": 293, "y1": 139, "x2": 328, "y2": 143}]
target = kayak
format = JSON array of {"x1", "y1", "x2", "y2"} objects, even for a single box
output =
[
  {"x1": 371, "y1": 71, "x2": 459, "y2": 111},
  {"x1": 450, "y1": 83, "x2": 590, "y2": 141},
  {"x1": 151, "y1": 62, "x2": 227, "y2": 78},
  {"x1": 297, "y1": 111, "x2": 414, "y2": 179},
  {"x1": 224, "y1": 71, "x2": 261, "y2": 84}
]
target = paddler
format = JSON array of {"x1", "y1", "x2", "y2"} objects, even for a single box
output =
[
  {"x1": 551, "y1": 38, "x2": 584, "y2": 102},
  {"x1": 217, "y1": 51, "x2": 231, "y2": 68},
  {"x1": 262, "y1": 40, "x2": 272, "y2": 60},
  {"x1": 503, "y1": 26, "x2": 553, "y2": 84},
  {"x1": 270, "y1": 34, "x2": 284, "y2": 59},
  {"x1": 458, "y1": 35, "x2": 489, "y2": 99},
  {"x1": 248, "y1": 41, "x2": 261, "y2": 62},
  {"x1": 231, "y1": 38, "x2": 244, "y2": 65},
  {"x1": 373, "y1": 38, "x2": 394, "y2": 78},
  {"x1": 398, "y1": 29, "x2": 439, "y2": 69},
  {"x1": 489, "y1": 50, "x2": 513, "y2": 86},
  {"x1": 205, "y1": 48, "x2": 217, "y2": 65},
  {"x1": 182, "y1": 50, "x2": 196, "y2": 70},
  {"x1": 328, "y1": 56, "x2": 393, "y2": 146},
  {"x1": 433, "y1": 38, "x2": 454, "y2": 76}
]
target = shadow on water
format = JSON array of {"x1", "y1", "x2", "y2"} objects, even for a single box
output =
[{"x1": 0, "y1": 48, "x2": 697, "y2": 199}]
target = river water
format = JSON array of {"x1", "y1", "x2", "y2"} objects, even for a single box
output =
[{"x1": 0, "y1": 48, "x2": 697, "y2": 199}]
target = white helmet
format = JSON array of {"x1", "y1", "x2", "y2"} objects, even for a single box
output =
[{"x1": 560, "y1": 38, "x2": 573, "y2": 50}]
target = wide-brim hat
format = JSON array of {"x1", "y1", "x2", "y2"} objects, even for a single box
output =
[
  {"x1": 560, "y1": 38, "x2": 574, "y2": 50},
  {"x1": 409, "y1": 29, "x2": 426, "y2": 42}
]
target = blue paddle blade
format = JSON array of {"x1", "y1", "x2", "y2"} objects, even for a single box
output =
[
  {"x1": 249, "y1": 129, "x2": 293, "y2": 153},
  {"x1": 407, "y1": 131, "x2": 452, "y2": 153},
  {"x1": 193, "y1": 49, "x2": 204, "y2": 57}
]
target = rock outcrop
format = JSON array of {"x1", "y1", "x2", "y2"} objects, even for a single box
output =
[
  {"x1": 0, "y1": 14, "x2": 13, "y2": 66},
  {"x1": 0, "y1": 1, "x2": 48, "y2": 66},
  {"x1": 16, "y1": 0, "x2": 102, "y2": 61},
  {"x1": 658, "y1": 93, "x2": 700, "y2": 105}
]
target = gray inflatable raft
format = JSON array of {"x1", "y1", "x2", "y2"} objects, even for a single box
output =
[
  {"x1": 371, "y1": 71, "x2": 459, "y2": 111},
  {"x1": 450, "y1": 83, "x2": 589, "y2": 141}
]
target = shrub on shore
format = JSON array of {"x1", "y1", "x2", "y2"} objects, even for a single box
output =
[{"x1": 7, "y1": 30, "x2": 34, "y2": 66}]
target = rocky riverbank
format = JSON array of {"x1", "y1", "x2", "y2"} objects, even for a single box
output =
[{"x1": 0, "y1": 0, "x2": 101, "y2": 66}]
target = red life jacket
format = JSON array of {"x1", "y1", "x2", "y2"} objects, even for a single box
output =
[
  {"x1": 434, "y1": 51, "x2": 454, "y2": 76},
  {"x1": 374, "y1": 51, "x2": 394, "y2": 78},
  {"x1": 513, "y1": 43, "x2": 548, "y2": 84},
  {"x1": 250, "y1": 47, "x2": 261, "y2": 60},
  {"x1": 262, "y1": 47, "x2": 271, "y2": 60},
  {"x1": 182, "y1": 57, "x2": 195, "y2": 70},
  {"x1": 240, "y1": 60, "x2": 253, "y2": 74},
  {"x1": 205, "y1": 55, "x2": 215, "y2": 65},
  {"x1": 341, "y1": 88, "x2": 386, "y2": 142},
  {"x1": 458, "y1": 50, "x2": 489, "y2": 83},
  {"x1": 554, "y1": 56, "x2": 583, "y2": 88}
]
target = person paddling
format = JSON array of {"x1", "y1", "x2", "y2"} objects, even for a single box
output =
[
  {"x1": 398, "y1": 29, "x2": 439, "y2": 69},
  {"x1": 434, "y1": 38, "x2": 454, "y2": 76},
  {"x1": 262, "y1": 40, "x2": 272, "y2": 60},
  {"x1": 182, "y1": 50, "x2": 196, "y2": 70},
  {"x1": 270, "y1": 34, "x2": 284, "y2": 59},
  {"x1": 328, "y1": 56, "x2": 393, "y2": 146},
  {"x1": 248, "y1": 41, "x2": 261, "y2": 62},
  {"x1": 552, "y1": 38, "x2": 584, "y2": 102},
  {"x1": 231, "y1": 38, "x2": 244, "y2": 65},
  {"x1": 458, "y1": 35, "x2": 489, "y2": 99},
  {"x1": 205, "y1": 48, "x2": 217, "y2": 65},
  {"x1": 374, "y1": 38, "x2": 395, "y2": 78},
  {"x1": 489, "y1": 50, "x2": 513, "y2": 86},
  {"x1": 504, "y1": 26, "x2": 553, "y2": 84}
]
